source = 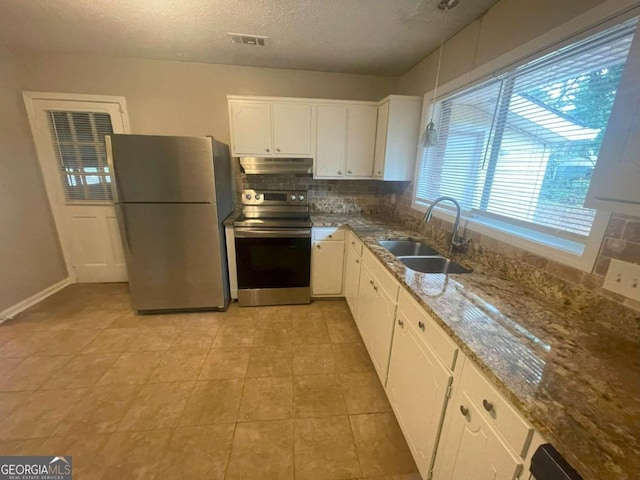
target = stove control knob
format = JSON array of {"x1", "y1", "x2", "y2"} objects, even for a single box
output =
[
  {"x1": 254, "y1": 194, "x2": 261, "y2": 200},
  {"x1": 298, "y1": 194, "x2": 305, "y2": 201},
  {"x1": 245, "y1": 194, "x2": 252, "y2": 200},
  {"x1": 290, "y1": 194, "x2": 297, "y2": 201}
]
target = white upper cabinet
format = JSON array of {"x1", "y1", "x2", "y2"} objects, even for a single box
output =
[
  {"x1": 585, "y1": 24, "x2": 640, "y2": 215},
  {"x1": 345, "y1": 105, "x2": 377, "y2": 177},
  {"x1": 229, "y1": 101, "x2": 272, "y2": 156},
  {"x1": 315, "y1": 105, "x2": 348, "y2": 178},
  {"x1": 272, "y1": 103, "x2": 312, "y2": 155},
  {"x1": 373, "y1": 95, "x2": 422, "y2": 181},
  {"x1": 228, "y1": 98, "x2": 313, "y2": 157}
]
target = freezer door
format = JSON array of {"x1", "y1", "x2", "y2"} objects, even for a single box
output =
[
  {"x1": 118, "y1": 203, "x2": 228, "y2": 311},
  {"x1": 108, "y1": 134, "x2": 216, "y2": 203}
]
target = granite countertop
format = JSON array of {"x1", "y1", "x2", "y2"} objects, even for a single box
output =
[{"x1": 310, "y1": 213, "x2": 640, "y2": 480}]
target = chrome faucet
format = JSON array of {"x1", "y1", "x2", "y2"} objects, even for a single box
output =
[{"x1": 423, "y1": 196, "x2": 470, "y2": 254}]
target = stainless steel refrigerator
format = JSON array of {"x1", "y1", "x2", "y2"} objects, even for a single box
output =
[{"x1": 106, "y1": 134, "x2": 233, "y2": 312}]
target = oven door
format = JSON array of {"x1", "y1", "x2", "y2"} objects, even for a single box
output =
[{"x1": 234, "y1": 228, "x2": 311, "y2": 306}]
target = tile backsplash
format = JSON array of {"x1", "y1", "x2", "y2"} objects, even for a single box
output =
[{"x1": 238, "y1": 171, "x2": 407, "y2": 214}]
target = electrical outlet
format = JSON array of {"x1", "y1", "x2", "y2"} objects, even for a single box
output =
[{"x1": 603, "y1": 259, "x2": 640, "y2": 301}]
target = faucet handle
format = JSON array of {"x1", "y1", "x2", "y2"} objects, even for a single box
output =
[{"x1": 452, "y1": 237, "x2": 471, "y2": 254}]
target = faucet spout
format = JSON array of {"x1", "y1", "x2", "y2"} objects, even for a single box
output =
[{"x1": 423, "y1": 196, "x2": 470, "y2": 254}]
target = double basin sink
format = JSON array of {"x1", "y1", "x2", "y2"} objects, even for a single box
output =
[{"x1": 379, "y1": 240, "x2": 471, "y2": 274}]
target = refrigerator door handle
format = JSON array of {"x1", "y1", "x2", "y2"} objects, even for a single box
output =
[{"x1": 116, "y1": 205, "x2": 131, "y2": 254}]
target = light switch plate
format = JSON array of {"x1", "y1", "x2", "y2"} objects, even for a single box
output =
[{"x1": 603, "y1": 259, "x2": 640, "y2": 301}]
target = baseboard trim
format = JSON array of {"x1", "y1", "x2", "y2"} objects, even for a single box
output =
[{"x1": 0, "y1": 278, "x2": 72, "y2": 322}]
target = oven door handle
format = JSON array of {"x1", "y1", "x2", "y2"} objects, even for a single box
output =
[{"x1": 234, "y1": 228, "x2": 311, "y2": 239}]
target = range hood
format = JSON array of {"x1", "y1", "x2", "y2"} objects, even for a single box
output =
[{"x1": 239, "y1": 157, "x2": 313, "y2": 175}]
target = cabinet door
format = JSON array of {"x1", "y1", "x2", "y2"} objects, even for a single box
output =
[
  {"x1": 311, "y1": 241, "x2": 345, "y2": 295},
  {"x1": 316, "y1": 105, "x2": 347, "y2": 178},
  {"x1": 346, "y1": 105, "x2": 377, "y2": 177},
  {"x1": 230, "y1": 101, "x2": 272, "y2": 155},
  {"x1": 436, "y1": 391, "x2": 522, "y2": 480},
  {"x1": 386, "y1": 313, "x2": 453, "y2": 479},
  {"x1": 373, "y1": 101, "x2": 389, "y2": 178},
  {"x1": 357, "y1": 264, "x2": 396, "y2": 383},
  {"x1": 344, "y1": 245, "x2": 362, "y2": 317},
  {"x1": 585, "y1": 24, "x2": 640, "y2": 214},
  {"x1": 272, "y1": 103, "x2": 312, "y2": 156}
]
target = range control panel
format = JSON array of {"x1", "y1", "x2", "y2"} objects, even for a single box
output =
[{"x1": 241, "y1": 189, "x2": 308, "y2": 206}]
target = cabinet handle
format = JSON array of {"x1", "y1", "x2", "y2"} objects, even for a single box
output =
[
  {"x1": 348, "y1": 170, "x2": 352, "y2": 174},
  {"x1": 482, "y1": 399, "x2": 494, "y2": 413},
  {"x1": 276, "y1": 148, "x2": 280, "y2": 152},
  {"x1": 418, "y1": 321, "x2": 425, "y2": 331},
  {"x1": 377, "y1": 170, "x2": 382, "y2": 175},
  {"x1": 355, "y1": 259, "x2": 359, "y2": 264},
  {"x1": 373, "y1": 285, "x2": 378, "y2": 292},
  {"x1": 328, "y1": 234, "x2": 333, "y2": 238},
  {"x1": 398, "y1": 319, "x2": 404, "y2": 327},
  {"x1": 351, "y1": 241, "x2": 355, "y2": 245},
  {"x1": 337, "y1": 171, "x2": 342, "y2": 175},
  {"x1": 316, "y1": 244, "x2": 321, "y2": 249},
  {"x1": 369, "y1": 280, "x2": 374, "y2": 285},
  {"x1": 266, "y1": 148, "x2": 270, "y2": 152},
  {"x1": 460, "y1": 405, "x2": 469, "y2": 417}
]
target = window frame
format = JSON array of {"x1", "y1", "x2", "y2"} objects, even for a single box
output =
[{"x1": 412, "y1": 0, "x2": 639, "y2": 272}]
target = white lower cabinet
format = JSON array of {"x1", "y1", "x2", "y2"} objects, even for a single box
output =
[
  {"x1": 355, "y1": 250, "x2": 400, "y2": 383},
  {"x1": 311, "y1": 227, "x2": 345, "y2": 296},
  {"x1": 344, "y1": 235, "x2": 363, "y2": 316}
]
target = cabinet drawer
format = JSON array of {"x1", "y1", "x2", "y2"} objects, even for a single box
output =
[
  {"x1": 313, "y1": 227, "x2": 346, "y2": 242},
  {"x1": 462, "y1": 362, "x2": 534, "y2": 456},
  {"x1": 397, "y1": 290, "x2": 458, "y2": 371},
  {"x1": 347, "y1": 231, "x2": 363, "y2": 256},
  {"x1": 362, "y1": 249, "x2": 399, "y2": 302}
]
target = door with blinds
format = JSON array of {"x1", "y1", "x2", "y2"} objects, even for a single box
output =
[{"x1": 25, "y1": 96, "x2": 129, "y2": 283}]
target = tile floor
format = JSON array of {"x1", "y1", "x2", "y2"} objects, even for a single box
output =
[{"x1": 0, "y1": 283, "x2": 419, "y2": 480}]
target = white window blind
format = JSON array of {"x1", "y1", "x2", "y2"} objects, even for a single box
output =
[
  {"x1": 416, "y1": 17, "x2": 638, "y2": 245},
  {"x1": 47, "y1": 111, "x2": 114, "y2": 202}
]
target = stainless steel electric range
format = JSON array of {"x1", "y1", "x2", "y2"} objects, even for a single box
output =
[{"x1": 233, "y1": 189, "x2": 311, "y2": 307}]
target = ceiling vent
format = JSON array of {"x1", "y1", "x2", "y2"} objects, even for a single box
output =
[{"x1": 229, "y1": 33, "x2": 267, "y2": 46}]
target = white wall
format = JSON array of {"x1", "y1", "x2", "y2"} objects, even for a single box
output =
[{"x1": 0, "y1": 51, "x2": 67, "y2": 313}]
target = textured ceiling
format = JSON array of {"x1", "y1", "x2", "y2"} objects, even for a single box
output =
[{"x1": 0, "y1": 0, "x2": 500, "y2": 76}]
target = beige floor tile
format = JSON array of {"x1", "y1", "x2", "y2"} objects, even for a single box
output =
[
  {"x1": 238, "y1": 376, "x2": 293, "y2": 421},
  {"x1": 319, "y1": 301, "x2": 354, "y2": 322},
  {"x1": 339, "y1": 372, "x2": 392, "y2": 414},
  {"x1": 170, "y1": 325, "x2": 219, "y2": 349},
  {"x1": 256, "y1": 305, "x2": 295, "y2": 324},
  {"x1": 149, "y1": 349, "x2": 208, "y2": 383},
  {"x1": 293, "y1": 343, "x2": 336, "y2": 375},
  {"x1": 226, "y1": 420, "x2": 294, "y2": 479},
  {"x1": 294, "y1": 374, "x2": 347, "y2": 418},
  {"x1": 57, "y1": 309, "x2": 125, "y2": 330},
  {"x1": 117, "y1": 382, "x2": 194, "y2": 431},
  {"x1": 179, "y1": 379, "x2": 243, "y2": 426},
  {"x1": 81, "y1": 328, "x2": 136, "y2": 354},
  {"x1": 246, "y1": 345, "x2": 293, "y2": 378},
  {"x1": 97, "y1": 351, "x2": 165, "y2": 385},
  {"x1": 253, "y1": 323, "x2": 294, "y2": 346},
  {"x1": 109, "y1": 312, "x2": 186, "y2": 329},
  {"x1": 0, "y1": 330, "x2": 64, "y2": 358},
  {"x1": 349, "y1": 413, "x2": 418, "y2": 477},
  {"x1": 42, "y1": 353, "x2": 119, "y2": 389},
  {"x1": 0, "y1": 388, "x2": 88, "y2": 439},
  {"x1": 332, "y1": 343, "x2": 375, "y2": 374},
  {"x1": 212, "y1": 324, "x2": 254, "y2": 348},
  {"x1": 0, "y1": 357, "x2": 24, "y2": 380},
  {"x1": 327, "y1": 320, "x2": 363, "y2": 344},
  {"x1": 54, "y1": 384, "x2": 141, "y2": 435},
  {"x1": 0, "y1": 391, "x2": 32, "y2": 419},
  {"x1": 97, "y1": 429, "x2": 172, "y2": 480},
  {"x1": 34, "y1": 329, "x2": 101, "y2": 355},
  {"x1": 154, "y1": 424, "x2": 235, "y2": 479},
  {"x1": 0, "y1": 438, "x2": 46, "y2": 455},
  {"x1": 294, "y1": 415, "x2": 362, "y2": 480},
  {"x1": 198, "y1": 348, "x2": 250, "y2": 380},
  {"x1": 363, "y1": 474, "x2": 423, "y2": 480},
  {"x1": 292, "y1": 317, "x2": 331, "y2": 344},
  {"x1": 0, "y1": 355, "x2": 73, "y2": 391},
  {"x1": 126, "y1": 327, "x2": 179, "y2": 351},
  {"x1": 40, "y1": 433, "x2": 111, "y2": 478}
]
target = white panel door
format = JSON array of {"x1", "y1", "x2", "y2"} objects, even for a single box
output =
[
  {"x1": 230, "y1": 101, "x2": 272, "y2": 155},
  {"x1": 26, "y1": 96, "x2": 129, "y2": 283},
  {"x1": 272, "y1": 103, "x2": 312, "y2": 155},
  {"x1": 311, "y1": 240, "x2": 345, "y2": 295},
  {"x1": 315, "y1": 105, "x2": 347, "y2": 178},
  {"x1": 386, "y1": 312, "x2": 453, "y2": 479},
  {"x1": 346, "y1": 105, "x2": 377, "y2": 177}
]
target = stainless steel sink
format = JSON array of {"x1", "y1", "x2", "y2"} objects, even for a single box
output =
[
  {"x1": 379, "y1": 240, "x2": 440, "y2": 257},
  {"x1": 398, "y1": 256, "x2": 471, "y2": 274}
]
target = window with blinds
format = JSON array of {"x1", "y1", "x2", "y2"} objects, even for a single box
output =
[
  {"x1": 47, "y1": 111, "x2": 114, "y2": 202},
  {"x1": 415, "y1": 17, "x2": 638, "y2": 248}
]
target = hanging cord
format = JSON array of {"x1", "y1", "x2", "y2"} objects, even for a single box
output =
[{"x1": 430, "y1": 37, "x2": 444, "y2": 120}]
